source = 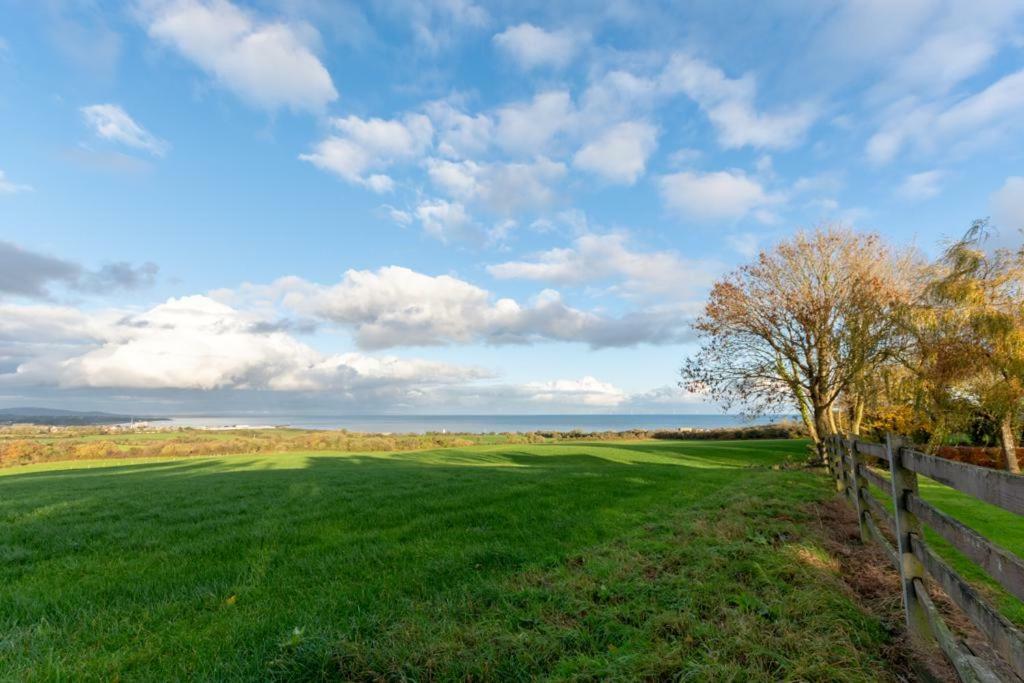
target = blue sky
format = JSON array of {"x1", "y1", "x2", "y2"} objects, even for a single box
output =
[{"x1": 0, "y1": 0, "x2": 1022, "y2": 415}]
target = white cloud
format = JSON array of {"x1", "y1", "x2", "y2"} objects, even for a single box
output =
[
  {"x1": 80, "y1": 104, "x2": 169, "y2": 157},
  {"x1": 658, "y1": 170, "x2": 780, "y2": 221},
  {"x1": 0, "y1": 170, "x2": 31, "y2": 195},
  {"x1": 881, "y1": 30, "x2": 995, "y2": 98},
  {"x1": 0, "y1": 304, "x2": 103, "y2": 345},
  {"x1": 414, "y1": 199, "x2": 473, "y2": 241},
  {"x1": 487, "y1": 233, "x2": 718, "y2": 297},
  {"x1": 300, "y1": 113, "x2": 433, "y2": 192},
  {"x1": 660, "y1": 54, "x2": 817, "y2": 150},
  {"x1": 573, "y1": 121, "x2": 658, "y2": 184},
  {"x1": 577, "y1": 70, "x2": 659, "y2": 132},
  {"x1": 523, "y1": 376, "x2": 625, "y2": 406},
  {"x1": 387, "y1": 0, "x2": 489, "y2": 51},
  {"x1": 425, "y1": 100, "x2": 494, "y2": 159},
  {"x1": 140, "y1": 0, "x2": 337, "y2": 112},
  {"x1": 819, "y1": 0, "x2": 1023, "y2": 99},
  {"x1": 896, "y1": 169, "x2": 946, "y2": 200},
  {"x1": 5, "y1": 295, "x2": 485, "y2": 392},
  {"x1": 0, "y1": 297, "x2": 682, "y2": 411},
  {"x1": 494, "y1": 90, "x2": 575, "y2": 156},
  {"x1": 493, "y1": 23, "x2": 586, "y2": 70},
  {"x1": 260, "y1": 266, "x2": 693, "y2": 349},
  {"x1": 991, "y1": 176, "x2": 1024, "y2": 239},
  {"x1": 383, "y1": 205, "x2": 413, "y2": 226},
  {"x1": 426, "y1": 156, "x2": 567, "y2": 215},
  {"x1": 867, "y1": 68, "x2": 1024, "y2": 164}
]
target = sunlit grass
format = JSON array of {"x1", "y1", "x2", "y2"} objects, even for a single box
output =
[{"x1": 0, "y1": 439, "x2": 900, "y2": 680}]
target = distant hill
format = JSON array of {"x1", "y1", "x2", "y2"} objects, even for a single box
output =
[{"x1": 0, "y1": 407, "x2": 167, "y2": 426}]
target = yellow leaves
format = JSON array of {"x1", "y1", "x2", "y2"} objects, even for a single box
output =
[{"x1": 225, "y1": 594, "x2": 237, "y2": 606}]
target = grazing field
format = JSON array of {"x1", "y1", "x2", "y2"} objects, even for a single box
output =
[{"x1": 0, "y1": 439, "x2": 906, "y2": 680}]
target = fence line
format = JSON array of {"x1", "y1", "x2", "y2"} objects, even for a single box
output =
[{"x1": 827, "y1": 435, "x2": 1024, "y2": 682}]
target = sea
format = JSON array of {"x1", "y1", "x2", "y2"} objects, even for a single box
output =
[{"x1": 149, "y1": 414, "x2": 794, "y2": 434}]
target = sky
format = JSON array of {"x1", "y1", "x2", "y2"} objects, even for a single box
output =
[{"x1": 0, "y1": 0, "x2": 1023, "y2": 416}]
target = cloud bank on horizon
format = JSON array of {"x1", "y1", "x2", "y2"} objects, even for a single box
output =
[{"x1": 0, "y1": 0, "x2": 1022, "y2": 414}]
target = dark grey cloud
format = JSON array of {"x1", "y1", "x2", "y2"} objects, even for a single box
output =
[
  {"x1": 0, "y1": 241, "x2": 81, "y2": 297},
  {"x1": 247, "y1": 318, "x2": 320, "y2": 335},
  {"x1": 79, "y1": 261, "x2": 160, "y2": 293},
  {"x1": 0, "y1": 241, "x2": 158, "y2": 298}
]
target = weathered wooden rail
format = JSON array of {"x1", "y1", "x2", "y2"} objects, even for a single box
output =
[{"x1": 827, "y1": 435, "x2": 1024, "y2": 682}]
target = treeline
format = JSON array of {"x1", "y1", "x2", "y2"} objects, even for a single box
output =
[
  {"x1": 682, "y1": 221, "x2": 1024, "y2": 471},
  {"x1": 0, "y1": 432, "x2": 487, "y2": 468},
  {"x1": 0, "y1": 423, "x2": 806, "y2": 468},
  {"x1": 651, "y1": 423, "x2": 805, "y2": 440}
]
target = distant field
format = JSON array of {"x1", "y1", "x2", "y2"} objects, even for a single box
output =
[{"x1": 1, "y1": 438, "x2": 915, "y2": 681}]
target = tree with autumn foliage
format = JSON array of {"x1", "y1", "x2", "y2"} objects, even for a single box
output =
[
  {"x1": 906, "y1": 221, "x2": 1024, "y2": 472},
  {"x1": 681, "y1": 226, "x2": 915, "y2": 461}
]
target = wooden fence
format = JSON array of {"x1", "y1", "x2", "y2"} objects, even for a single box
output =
[{"x1": 826, "y1": 434, "x2": 1024, "y2": 682}]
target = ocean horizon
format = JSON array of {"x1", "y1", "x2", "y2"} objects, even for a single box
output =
[{"x1": 149, "y1": 413, "x2": 795, "y2": 434}]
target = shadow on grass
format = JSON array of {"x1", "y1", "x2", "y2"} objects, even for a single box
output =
[{"x1": 0, "y1": 443, "x2": 779, "y2": 484}]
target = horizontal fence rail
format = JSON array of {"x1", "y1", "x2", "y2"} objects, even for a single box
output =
[
  {"x1": 827, "y1": 435, "x2": 1024, "y2": 682},
  {"x1": 901, "y1": 449, "x2": 1024, "y2": 516}
]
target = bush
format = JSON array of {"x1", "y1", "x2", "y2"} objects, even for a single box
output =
[{"x1": 651, "y1": 422, "x2": 805, "y2": 441}]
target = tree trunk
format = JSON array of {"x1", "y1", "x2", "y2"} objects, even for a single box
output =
[
  {"x1": 826, "y1": 406, "x2": 838, "y2": 435},
  {"x1": 810, "y1": 402, "x2": 832, "y2": 466},
  {"x1": 851, "y1": 395, "x2": 865, "y2": 436},
  {"x1": 998, "y1": 413, "x2": 1020, "y2": 474},
  {"x1": 790, "y1": 379, "x2": 818, "y2": 444}
]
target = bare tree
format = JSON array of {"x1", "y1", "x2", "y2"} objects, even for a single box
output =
[{"x1": 681, "y1": 226, "x2": 914, "y2": 461}]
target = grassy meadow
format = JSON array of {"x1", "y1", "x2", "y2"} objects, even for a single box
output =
[
  {"x1": 1, "y1": 437, "x2": 910, "y2": 681},
  {"x1": 3, "y1": 435, "x2": 1022, "y2": 681}
]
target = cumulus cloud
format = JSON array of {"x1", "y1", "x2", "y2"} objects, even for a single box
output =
[
  {"x1": 573, "y1": 121, "x2": 658, "y2": 184},
  {"x1": 5, "y1": 295, "x2": 487, "y2": 392},
  {"x1": 659, "y1": 54, "x2": 817, "y2": 150},
  {"x1": 414, "y1": 199, "x2": 473, "y2": 241},
  {"x1": 494, "y1": 90, "x2": 575, "y2": 156},
  {"x1": 523, "y1": 375, "x2": 625, "y2": 406},
  {"x1": 80, "y1": 104, "x2": 169, "y2": 156},
  {"x1": 896, "y1": 169, "x2": 946, "y2": 201},
  {"x1": 867, "y1": 68, "x2": 1024, "y2": 164},
  {"x1": 487, "y1": 233, "x2": 718, "y2": 297},
  {"x1": 0, "y1": 170, "x2": 32, "y2": 195},
  {"x1": 493, "y1": 23, "x2": 586, "y2": 70},
  {"x1": 139, "y1": 0, "x2": 337, "y2": 112},
  {"x1": 0, "y1": 241, "x2": 159, "y2": 299},
  {"x1": 658, "y1": 170, "x2": 780, "y2": 221},
  {"x1": 426, "y1": 156, "x2": 566, "y2": 216},
  {"x1": 0, "y1": 303, "x2": 103, "y2": 345},
  {"x1": 300, "y1": 113, "x2": 433, "y2": 192},
  {"x1": 252, "y1": 266, "x2": 693, "y2": 349},
  {"x1": 425, "y1": 100, "x2": 494, "y2": 159}
]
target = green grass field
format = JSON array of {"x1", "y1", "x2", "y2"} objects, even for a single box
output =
[{"x1": 0, "y1": 440, "x2": 941, "y2": 680}]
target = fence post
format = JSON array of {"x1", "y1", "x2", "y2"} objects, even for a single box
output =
[
  {"x1": 886, "y1": 433, "x2": 931, "y2": 643},
  {"x1": 847, "y1": 438, "x2": 869, "y2": 543},
  {"x1": 825, "y1": 436, "x2": 834, "y2": 476},
  {"x1": 832, "y1": 435, "x2": 845, "y2": 493}
]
